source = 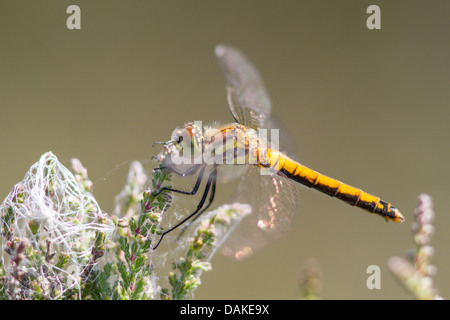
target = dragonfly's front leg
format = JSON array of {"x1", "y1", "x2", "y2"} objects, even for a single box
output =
[
  {"x1": 154, "y1": 163, "x2": 202, "y2": 177},
  {"x1": 152, "y1": 164, "x2": 204, "y2": 198}
]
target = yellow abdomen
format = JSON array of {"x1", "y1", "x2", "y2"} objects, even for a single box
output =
[{"x1": 264, "y1": 149, "x2": 404, "y2": 223}]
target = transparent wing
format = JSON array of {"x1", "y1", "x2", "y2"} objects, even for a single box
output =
[
  {"x1": 260, "y1": 114, "x2": 299, "y2": 162},
  {"x1": 214, "y1": 45, "x2": 301, "y2": 260},
  {"x1": 220, "y1": 166, "x2": 300, "y2": 260},
  {"x1": 215, "y1": 44, "x2": 272, "y2": 129}
]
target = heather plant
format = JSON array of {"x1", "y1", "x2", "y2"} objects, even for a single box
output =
[
  {"x1": 0, "y1": 151, "x2": 249, "y2": 300},
  {"x1": 0, "y1": 151, "x2": 443, "y2": 300}
]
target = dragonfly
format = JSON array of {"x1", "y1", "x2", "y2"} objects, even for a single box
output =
[{"x1": 152, "y1": 44, "x2": 404, "y2": 259}]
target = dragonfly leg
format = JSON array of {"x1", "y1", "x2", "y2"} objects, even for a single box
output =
[
  {"x1": 152, "y1": 167, "x2": 217, "y2": 250},
  {"x1": 152, "y1": 166, "x2": 206, "y2": 198},
  {"x1": 154, "y1": 163, "x2": 202, "y2": 177},
  {"x1": 176, "y1": 168, "x2": 217, "y2": 240}
]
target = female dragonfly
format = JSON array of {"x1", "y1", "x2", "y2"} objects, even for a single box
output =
[{"x1": 152, "y1": 44, "x2": 404, "y2": 259}]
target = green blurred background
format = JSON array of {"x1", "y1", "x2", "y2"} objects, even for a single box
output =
[{"x1": 1, "y1": 1, "x2": 449, "y2": 299}]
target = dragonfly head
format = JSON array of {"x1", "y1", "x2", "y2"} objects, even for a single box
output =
[{"x1": 170, "y1": 122, "x2": 203, "y2": 159}]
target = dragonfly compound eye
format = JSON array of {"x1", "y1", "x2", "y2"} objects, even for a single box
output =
[{"x1": 175, "y1": 132, "x2": 183, "y2": 144}]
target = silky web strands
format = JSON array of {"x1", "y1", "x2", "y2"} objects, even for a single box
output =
[{"x1": 0, "y1": 152, "x2": 115, "y2": 299}]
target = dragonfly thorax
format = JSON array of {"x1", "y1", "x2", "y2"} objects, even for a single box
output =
[{"x1": 168, "y1": 122, "x2": 268, "y2": 167}]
